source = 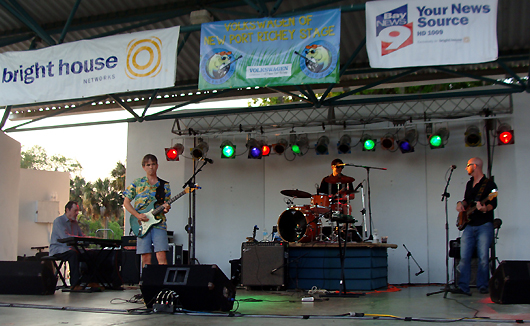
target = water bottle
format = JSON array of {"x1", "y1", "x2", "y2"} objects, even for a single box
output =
[
  {"x1": 373, "y1": 229, "x2": 380, "y2": 243},
  {"x1": 262, "y1": 228, "x2": 269, "y2": 241}
]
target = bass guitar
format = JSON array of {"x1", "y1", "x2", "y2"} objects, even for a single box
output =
[
  {"x1": 130, "y1": 185, "x2": 198, "y2": 238},
  {"x1": 456, "y1": 190, "x2": 498, "y2": 231}
]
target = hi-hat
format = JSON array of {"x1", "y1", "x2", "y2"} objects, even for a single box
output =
[
  {"x1": 280, "y1": 189, "x2": 312, "y2": 198},
  {"x1": 323, "y1": 175, "x2": 355, "y2": 184}
]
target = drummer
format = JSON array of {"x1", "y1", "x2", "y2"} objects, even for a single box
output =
[{"x1": 318, "y1": 158, "x2": 355, "y2": 213}]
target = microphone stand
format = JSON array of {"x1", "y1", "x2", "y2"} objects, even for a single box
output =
[
  {"x1": 426, "y1": 166, "x2": 456, "y2": 297},
  {"x1": 183, "y1": 158, "x2": 210, "y2": 265},
  {"x1": 403, "y1": 244, "x2": 424, "y2": 285},
  {"x1": 342, "y1": 163, "x2": 387, "y2": 240}
]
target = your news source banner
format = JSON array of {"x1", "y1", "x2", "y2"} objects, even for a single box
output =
[
  {"x1": 366, "y1": 0, "x2": 498, "y2": 68},
  {"x1": 198, "y1": 9, "x2": 340, "y2": 90},
  {"x1": 0, "y1": 26, "x2": 180, "y2": 106}
]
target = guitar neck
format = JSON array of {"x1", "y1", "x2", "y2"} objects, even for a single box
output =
[
  {"x1": 466, "y1": 196, "x2": 492, "y2": 216},
  {"x1": 151, "y1": 189, "x2": 188, "y2": 215}
]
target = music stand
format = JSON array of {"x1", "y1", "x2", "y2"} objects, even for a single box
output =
[{"x1": 426, "y1": 166, "x2": 456, "y2": 297}]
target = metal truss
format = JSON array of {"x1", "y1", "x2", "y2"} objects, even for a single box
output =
[{"x1": 172, "y1": 93, "x2": 512, "y2": 136}]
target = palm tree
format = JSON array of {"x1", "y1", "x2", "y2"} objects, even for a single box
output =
[{"x1": 82, "y1": 178, "x2": 124, "y2": 239}]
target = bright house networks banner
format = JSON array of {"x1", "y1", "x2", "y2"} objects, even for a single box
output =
[
  {"x1": 199, "y1": 9, "x2": 340, "y2": 90},
  {"x1": 0, "y1": 26, "x2": 180, "y2": 106},
  {"x1": 366, "y1": 0, "x2": 498, "y2": 68}
]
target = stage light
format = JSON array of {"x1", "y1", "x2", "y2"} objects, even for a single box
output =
[
  {"x1": 361, "y1": 134, "x2": 376, "y2": 151},
  {"x1": 465, "y1": 125, "x2": 482, "y2": 147},
  {"x1": 191, "y1": 139, "x2": 209, "y2": 159},
  {"x1": 337, "y1": 135, "x2": 351, "y2": 154},
  {"x1": 315, "y1": 136, "x2": 330, "y2": 155},
  {"x1": 380, "y1": 134, "x2": 395, "y2": 150},
  {"x1": 293, "y1": 135, "x2": 309, "y2": 155},
  {"x1": 398, "y1": 129, "x2": 417, "y2": 154},
  {"x1": 273, "y1": 139, "x2": 288, "y2": 154},
  {"x1": 429, "y1": 127, "x2": 449, "y2": 149},
  {"x1": 165, "y1": 143, "x2": 184, "y2": 161},
  {"x1": 262, "y1": 144, "x2": 271, "y2": 156},
  {"x1": 220, "y1": 140, "x2": 236, "y2": 159},
  {"x1": 497, "y1": 123, "x2": 514, "y2": 145},
  {"x1": 247, "y1": 138, "x2": 262, "y2": 159}
]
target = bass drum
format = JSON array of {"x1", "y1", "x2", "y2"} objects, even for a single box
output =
[{"x1": 277, "y1": 208, "x2": 319, "y2": 243}]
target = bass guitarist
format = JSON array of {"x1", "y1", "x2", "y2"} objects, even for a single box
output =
[
  {"x1": 454, "y1": 157, "x2": 498, "y2": 296},
  {"x1": 124, "y1": 154, "x2": 172, "y2": 267}
]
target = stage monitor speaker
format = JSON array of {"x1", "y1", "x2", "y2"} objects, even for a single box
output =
[
  {"x1": 241, "y1": 242, "x2": 285, "y2": 287},
  {"x1": 490, "y1": 260, "x2": 530, "y2": 304},
  {"x1": 140, "y1": 264, "x2": 236, "y2": 311},
  {"x1": 0, "y1": 260, "x2": 57, "y2": 295}
]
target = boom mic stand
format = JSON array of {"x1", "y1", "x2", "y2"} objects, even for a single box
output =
[
  {"x1": 183, "y1": 157, "x2": 211, "y2": 265},
  {"x1": 403, "y1": 244, "x2": 424, "y2": 284},
  {"x1": 426, "y1": 165, "x2": 456, "y2": 297},
  {"x1": 341, "y1": 163, "x2": 387, "y2": 240}
]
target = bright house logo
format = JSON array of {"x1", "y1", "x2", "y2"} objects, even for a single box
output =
[
  {"x1": 125, "y1": 36, "x2": 163, "y2": 79},
  {"x1": 375, "y1": 4, "x2": 413, "y2": 56}
]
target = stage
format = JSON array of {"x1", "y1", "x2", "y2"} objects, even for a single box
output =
[{"x1": 1, "y1": 284, "x2": 529, "y2": 326}]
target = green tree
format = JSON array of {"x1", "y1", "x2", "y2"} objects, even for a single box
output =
[{"x1": 20, "y1": 145, "x2": 82, "y2": 174}]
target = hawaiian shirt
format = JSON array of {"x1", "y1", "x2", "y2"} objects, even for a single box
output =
[{"x1": 124, "y1": 176, "x2": 171, "y2": 229}]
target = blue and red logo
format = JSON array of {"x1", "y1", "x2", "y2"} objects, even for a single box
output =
[{"x1": 375, "y1": 5, "x2": 413, "y2": 56}]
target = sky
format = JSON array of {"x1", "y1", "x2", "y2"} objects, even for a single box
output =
[{"x1": 4, "y1": 99, "x2": 249, "y2": 182}]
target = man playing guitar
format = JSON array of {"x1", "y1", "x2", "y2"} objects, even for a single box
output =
[
  {"x1": 454, "y1": 157, "x2": 498, "y2": 296},
  {"x1": 124, "y1": 154, "x2": 172, "y2": 267}
]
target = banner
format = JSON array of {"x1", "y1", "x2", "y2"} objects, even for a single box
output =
[
  {"x1": 0, "y1": 26, "x2": 180, "y2": 106},
  {"x1": 366, "y1": 0, "x2": 498, "y2": 68},
  {"x1": 199, "y1": 9, "x2": 340, "y2": 90}
]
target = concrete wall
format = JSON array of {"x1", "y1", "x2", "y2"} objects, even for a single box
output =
[
  {"x1": 123, "y1": 92, "x2": 528, "y2": 284},
  {"x1": 0, "y1": 132, "x2": 21, "y2": 261},
  {"x1": 17, "y1": 169, "x2": 70, "y2": 257}
]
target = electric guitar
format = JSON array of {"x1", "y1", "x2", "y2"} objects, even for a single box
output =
[
  {"x1": 130, "y1": 185, "x2": 198, "y2": 238},
  {"x1": 456, "y1": 190, "x2": 498, "y2": 231}
]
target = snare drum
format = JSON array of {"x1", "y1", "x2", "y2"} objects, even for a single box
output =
[
  {"x1": 277, "y1": 208, "x2": 320, "y2": 243},
  {"x1": 311, "y1": 195, "x2": 330, "y2": 214}
]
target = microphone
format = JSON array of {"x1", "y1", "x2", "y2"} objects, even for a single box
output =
[
  {"x1": 451, "y1": 165, "x2": 457, "y2": 169},
  {"x1": 336, "y1": 163, "x2": 346, "y2": 167},
  {"x1": 203, "y1": 158, "x2": 214, "y2": 164},
  {"x1": 415, "y1": 270, "x2": 425, "y2": 276}
]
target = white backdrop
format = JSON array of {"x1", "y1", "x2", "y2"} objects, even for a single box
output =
[{"x1": 125, "y1": 92, "x2": 529, "y2": 285}]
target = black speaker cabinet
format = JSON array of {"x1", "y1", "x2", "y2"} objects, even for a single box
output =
[
  {"x1": 490, "y1": 260, "x2": 530, "y2": 304},
  {"x1": 121, "y1": 250, "x2": 141, "y2": 285},
  {"x1": 140, "y1": 264, "x2": 236, "y2": 311},
  {"x1": 0, "y1": 260, "x2": 57, "y2": 295},
  {"x1": 241, "y1": 242, "x2": 285, "y2": 287}
]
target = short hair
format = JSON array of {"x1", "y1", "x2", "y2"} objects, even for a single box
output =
[
  {"x1": 331, "y1": 158, "x2": 343, "y2": 166},
  {"x1": 142, "y1": 154, "x2": 158, "y2": 166},
  {"x1": 65, "y1": 201, "x2": 78, "y2": 212}
]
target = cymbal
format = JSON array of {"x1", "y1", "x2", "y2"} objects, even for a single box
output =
[
  {"x1": 323, "y1": 175, "x2": 355, "y2": 184},
  {"x1": 280, "y1": 189, "x2": 312, "y2": 198}
]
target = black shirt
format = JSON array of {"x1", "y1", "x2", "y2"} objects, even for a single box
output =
[
  {"x1": 318, "y1": 174, "x2": 354, "y2": 195},
  {"x1": 462, "y1": 175, "x2": 498, "y2": 226}
]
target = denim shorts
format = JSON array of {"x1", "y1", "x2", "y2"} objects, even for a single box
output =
[{"x1": 136, "y1": 227, "x2": 169, "y2": 254}]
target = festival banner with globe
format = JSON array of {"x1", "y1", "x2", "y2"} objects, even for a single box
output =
[{"x1": 198, "y1": 9, "x2": 340, "y2": 90}]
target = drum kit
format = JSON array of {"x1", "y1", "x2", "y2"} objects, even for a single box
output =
[{"x1": 277, "y1": 175, "x2": 362, "y2": 243}]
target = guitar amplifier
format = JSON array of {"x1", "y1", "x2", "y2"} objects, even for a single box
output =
[{"x1": 241, "y1": 242, "x2": 286, "y2": 287}]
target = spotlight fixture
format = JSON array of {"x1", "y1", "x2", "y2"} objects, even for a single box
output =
[
  {"x1": 291, "y1": 134, "x2": 308, "y2": 155},
  {"x1": 273, "y1": 139, "x2": 288, "y2": 154},
  {"x1": 361, "y1": 134, "x2": 376, "y2": 151},
  {"x1": 464, "y1": 125, "x2": 482, "y2": 147},
  {"x1": 497, "y1": 123, "x2": 514, "y2": 145},
  {"x1": 315, "y1": 136, "x2": 330, "y2": 155},
  {"x1": 337, "y1": 135, "x2": 351, "y2": 154},
  {"x1": 380, "y1": 134, "x2": 395, "y2": 150},
  {"x1": 397, "y1": 129, "x2": 417, "y2": 154},
  {"x1": 165, "y1": 143, "x2": 184, "y2": 161},
  {"x1": 247, "y1": 138, "x2": 262, "y2": 159},
  {"x1": 262, "y1": 142, "x2": 271, "y2": 156},
  {"x1": 220, "y1": 140, "x2": 236, "y2": 159},
  {"x1": 191, "y1": 139, "x2": 209, "y2": 159},
  {"x1": 429, "y1": 127, "x2": 449, "y2": 149}
]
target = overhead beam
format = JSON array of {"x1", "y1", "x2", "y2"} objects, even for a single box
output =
[
  {"x1": 109, "y1": 94, "x2": 141, "y2": 121},
  {"x1": 0, "y1": 0, "x2": 56, "y2": 46},
  {"x1": 58, "y1": 0, "x2": 82, "y2": 44},
  {"x1": 0, "y1": 106, "x2": 12, "y2": 130}
]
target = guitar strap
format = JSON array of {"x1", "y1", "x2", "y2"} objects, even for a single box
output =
[
  {"x1": 155, "y1": 178, "x2": 168, "y2": 205},
  {"x1": 474, "y1": 177, "x2": 489, "y2": 203}
]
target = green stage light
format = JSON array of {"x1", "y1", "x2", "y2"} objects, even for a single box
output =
[
  {"x1": 429, "y1": 128, "x2": 449, "y2": 149},
  {"x1": 220, "y1": 140, "x2": 236, "y2": 159},
  {"x1": 362, "y1": 135, "x2": 376, "y2": 151}
]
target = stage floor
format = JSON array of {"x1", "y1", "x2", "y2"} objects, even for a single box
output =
[{"x1": 1, "y1": 284, "x2": 529, "y2": 326}]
